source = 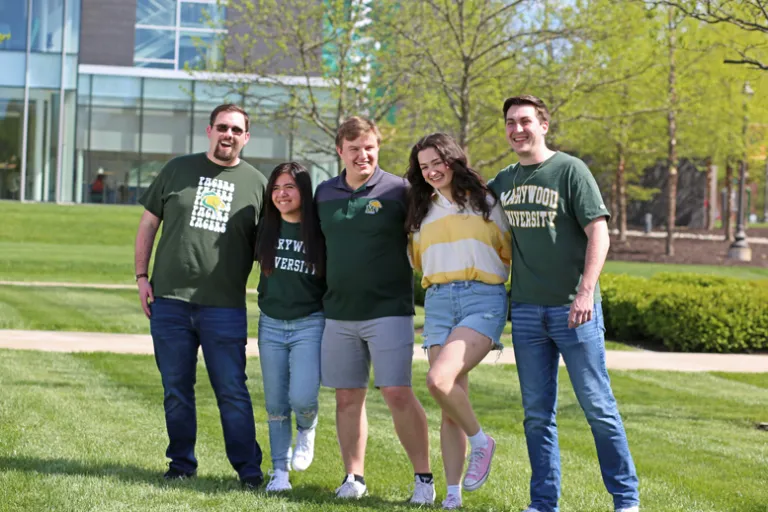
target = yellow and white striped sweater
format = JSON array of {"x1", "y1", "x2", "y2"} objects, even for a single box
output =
[{"x1": 409, "y1": 192, "x2": 511, "y2": 289}]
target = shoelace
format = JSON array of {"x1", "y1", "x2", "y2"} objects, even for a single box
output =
[
  {"x1": 295, "y1": 433, "x2": 310, "y2": 453},
  {"x1": 442, "y1": 494, "x2": 462, "y2": 508},
  {"x1": 411, "y1": 481, "x2": 433, "y2": 501},
  {"x1": 466, "y1": 448, "x2": 485, "y2": 475}
]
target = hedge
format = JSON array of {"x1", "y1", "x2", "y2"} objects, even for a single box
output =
[
  {"x1": 414, "y1": 271, "x2": 768, "y2": 353},
  {"x1": 600, "y1": 273, "x2": 768, "y2": 353}
]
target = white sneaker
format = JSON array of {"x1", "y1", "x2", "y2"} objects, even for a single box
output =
[
  {"x1": 291, "y1": 427, "x2": 316, "y2": 471},
  {"x1": 335, "y1": 475, "x2": 367, "y2": 499},
  {"x1": 265, "y1": 470, "x2": 291, "y2": 492},
  {"x1": 442, "y1": 493, "x2": 462, "y2": 509},
  {"x1": 616, "y1": 508, "x2": 639, "y2": 512},
  {"x1": 409, "y1": 477, "x2": 436, "y2": 505}
]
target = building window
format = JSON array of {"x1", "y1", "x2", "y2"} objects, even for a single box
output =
[{"x1": 134, "y1": 0, "x2": 225, "y2": 71}]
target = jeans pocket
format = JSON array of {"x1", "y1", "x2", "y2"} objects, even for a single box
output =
[{"x1": 470, "y1": 283, "x2": 506, "y2": 296}]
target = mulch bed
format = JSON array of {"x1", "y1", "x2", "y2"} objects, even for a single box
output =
[{"x1": 609, "y1": 227, "x2": 768, "y2": 268}]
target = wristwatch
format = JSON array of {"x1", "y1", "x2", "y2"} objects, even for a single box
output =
[{"x1": 135, "y1": 273, "x2": 149, "y2": 281}]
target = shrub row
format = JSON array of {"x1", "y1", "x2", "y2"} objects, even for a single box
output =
[
  {"x1": 414, "y1": 271, "x2": 768, "y2": 353},
  {"x1": 600, "y1": 273, "x2": 768, "y2": 353}
]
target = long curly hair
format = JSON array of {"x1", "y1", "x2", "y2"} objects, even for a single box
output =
[{"x1": 405, "y1": 132, "x2": 496, "y2": 232}]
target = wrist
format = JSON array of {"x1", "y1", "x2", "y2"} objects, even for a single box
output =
[{"x1": 135, "y1": 273, "x2": 149, "y2": 282}]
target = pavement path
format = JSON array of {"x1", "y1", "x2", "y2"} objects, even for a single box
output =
[{"x1": 1, "y1": 329, "x2": 766, "y2": 373}]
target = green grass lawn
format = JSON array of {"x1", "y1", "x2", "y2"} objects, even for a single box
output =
[
  {"x1": 0, "y1": 349, "x2": 765, "y2": 512},
  {"x1": 3, "y1": 202, "x2": 768, "y2": 287}
]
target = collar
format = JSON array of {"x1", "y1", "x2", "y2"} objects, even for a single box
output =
[
  {"x1": 334, "y1": 166, "x2": 384, "y2": 192},
  {"x1": 433, "y1": 191, "x2": 455, "y2": 208}
]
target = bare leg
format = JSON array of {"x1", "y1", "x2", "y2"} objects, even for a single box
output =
[
  {"x1": 426, "y1": 327, "x2": 491, "y2": 436},
  {"x1": 335, "y1": 388, "x2": 368, "y2": 475},
  {"x1": 429, "y1": 345, "x2": 469, "y2": 486},
  {"x1": 379, "y1": 386, "x2": 431, "y2": 473}
]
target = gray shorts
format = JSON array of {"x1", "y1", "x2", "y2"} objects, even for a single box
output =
[{"x1": 320, "y1": 316, "x2": 414, "y2": 389}]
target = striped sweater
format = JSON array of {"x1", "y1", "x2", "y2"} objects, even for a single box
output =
[{"x1": 409, "y1": 192, "x2": 512, "y2": 289}]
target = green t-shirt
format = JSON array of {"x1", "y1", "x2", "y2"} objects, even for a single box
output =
[
  {"x1": 315, "y1": 167, "x2": 414, "y2": 321},
  {"x1": 257, "y1": 220, "x2": 326, "y2": 320},
  {"x1": 489, "y1": 151, "x2": 610, "y2": 306},
  {"x1": 139, "y1": 153, "x2": 267, "y2": 308}
]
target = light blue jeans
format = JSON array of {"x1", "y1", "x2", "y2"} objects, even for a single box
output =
[
  {"x1": 510, "y1": 301, "x2": 639, "y2": 512},
  {"x1": 258, "y1": 310, "x2": 325, "y2": 471}
]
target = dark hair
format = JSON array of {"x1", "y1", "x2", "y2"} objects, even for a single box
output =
[
  {"x1": 210, "y1": 103, "x2": 250, "y2": 132},
  {"x1": 502, "y1": 95, "x2": 550, "y2": 124},
  {"x1": 405, "y1": 132, "x2": 495, "y2": 232},
  {"x1": 335, "y1": 116, "x2": 381, "y2": 149},
  {"x1": 256, "y1": 162, "x2": 325, "y2": 277}
]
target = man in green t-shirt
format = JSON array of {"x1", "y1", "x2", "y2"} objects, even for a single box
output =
[
  {"x1": 316, "y1": 117, "x2": 434, "y2": 504},
  {"x1": 134, "y1": 104, "x2": 266, "y2": 489},
  {"x1": 488, "y1": 95, "x2": 639, "y2": 512}
]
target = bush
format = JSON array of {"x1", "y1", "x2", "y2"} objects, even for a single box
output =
[{"x1": 601, "y1": 272, "x2": 768, "y2": 353}]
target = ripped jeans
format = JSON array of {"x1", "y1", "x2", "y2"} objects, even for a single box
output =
[{"x1": 258, "y1": 310, "x2": 325, "y2": 471}]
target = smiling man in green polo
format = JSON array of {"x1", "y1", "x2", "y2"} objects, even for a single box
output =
[{"x1": 315, "y1": 117, "x2": 434, "y2": 504}]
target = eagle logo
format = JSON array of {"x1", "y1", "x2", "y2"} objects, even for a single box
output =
[
  {"x1": 365, "y1": 199, "x2": 382, "y2": 215},
  {"x1": 201, "y1": 192, "x2": 223, "y2": 212}
]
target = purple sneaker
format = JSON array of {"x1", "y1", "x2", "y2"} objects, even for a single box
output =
[{"x1": 462, "y1": 435, "x2": 496, "y2": 491}]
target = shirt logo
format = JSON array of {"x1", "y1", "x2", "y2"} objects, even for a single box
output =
[
  {"x1": 365, "y1": 199, "x2": 382, "y2": 215},
  {"x1": 190, "y1": 177, "x2": 234, "y2": 233}
]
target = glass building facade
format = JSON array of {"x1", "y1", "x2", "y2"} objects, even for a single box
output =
[
  {"x1": 0, "y1": 0, "x2": 80, "y2": 202},
  {"x1": 0, "y1": 0, "x2": 337, "y2": 205}
]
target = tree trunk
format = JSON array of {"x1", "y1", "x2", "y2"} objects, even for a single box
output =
[
  {"x1": 705, "y1": 157, "x2": 714, "y2": 230},
  {"x1": 725, "y1": 160, "x2": 734, "y2": 241},
  {"x1": 665, "y1": 7, "x2": 678, "y2": 257},
  {"x1": 617, "y1": 146, "x2": 627, "y2": 242},
  {"x1": 610, "y1": 175, "x2": 618, "y2": 231}
]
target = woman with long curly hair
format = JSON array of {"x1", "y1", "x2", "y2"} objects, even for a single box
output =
[
  {"x1": 255, "y1": 162, "x2": 326, "y2": 492},
  {"x1": 406, "y1": 133, "x2": 511, "y2": 510}
]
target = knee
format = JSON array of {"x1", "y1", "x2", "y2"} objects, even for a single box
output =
[
  {"x1": 441, "y1": 411, "x2": 459, "y2": 428},
  {"x1": 380, "y1": 386, "x2": 414, "y2": 412},
  {"x1": 336, "y1": 389, "x2": 364, "y2": 413},
  {"x1": 425, "y1": 368, "x2": 453, "y2": 397},
  {"x1": 289, "y1": 392, "x2": 318, "y2": 418}
]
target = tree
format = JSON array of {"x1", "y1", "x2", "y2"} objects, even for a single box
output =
[
  {"x1": 211, "y1": 0, "x2": 408, "y2": 172},
  {"x1": 378, "y1": 0, "x2": 580, "y2": 173},
  {"x1": 655, "y1": 0, "x2": 768, "y2": 70}
]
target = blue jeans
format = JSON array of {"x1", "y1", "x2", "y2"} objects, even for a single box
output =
[
  {"x1": 258, "y1": 311, "x2": 325, "y2": 471},
  {"x1": 149, "y1": 297, "x2": 263, "y2": 480},
  {"x1": 510, "y1": 302, "x2": 639, "y2": 512}
]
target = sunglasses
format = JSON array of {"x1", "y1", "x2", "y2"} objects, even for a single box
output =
[{"x1": 214, "y1": 124, "x2": 246, "y2": 136}]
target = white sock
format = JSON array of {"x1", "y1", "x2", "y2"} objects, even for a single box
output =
[
  {"x1": 468, "y1": 428, "x2": 488, "y2": 450},
  {"x1": 446, "y1": 484, "x2": 461, "y2": 497}
]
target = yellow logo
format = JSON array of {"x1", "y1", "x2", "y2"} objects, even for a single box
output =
[
  {"x1": 201, "y1": 192, "x2": 224, "y2": 212},
  {"x1": 365, "y1": 199, "x2": 382, "y2": 215}
]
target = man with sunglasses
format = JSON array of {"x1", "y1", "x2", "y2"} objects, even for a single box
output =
[{"x1": 134, "y1": 104, "x2": 267, "y2": 488}]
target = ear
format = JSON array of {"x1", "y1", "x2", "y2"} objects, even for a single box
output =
[
  {"x1": 206, "y1": 125, "x2": 212, "y2": 137},
  {"x1": 243, "y1": 132, "x2": 251, "y2": 145},
  {"x1": 336, "y1": 145, "x2": 343, "y2": 158},
  {"x1": 540, "y1": 120, "x2": 550, "y2": 135}
]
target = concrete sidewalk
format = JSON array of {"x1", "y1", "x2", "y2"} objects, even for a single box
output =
[{"x1": 1, "y1": 329, "x2": 766, "y2": 373}]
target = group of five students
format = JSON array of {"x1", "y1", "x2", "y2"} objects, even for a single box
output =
[{"x1": 136, "y1": 94, "x2": 639, "y2": 512}]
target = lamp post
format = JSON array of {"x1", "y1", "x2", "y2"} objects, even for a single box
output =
[{"x1": 728, "y1": 81, "x2": 754, "y2": 262}]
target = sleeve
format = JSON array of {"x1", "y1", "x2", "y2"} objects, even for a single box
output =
[
  {"x1": 253, "y1": 173, "x2": 268, "y2": 228},
  {"x1": 490, "y1": 200, "x2": 512, "y2": 271},
  {"x1": 138, "y1": 160, "x2": 174, "y2": 219},
  {"x1": 570, "y1": 159, "x2": 611, "y2": 228},
  {"x1": 408, "y1": 231, "x2": 422, "y2": 273}
]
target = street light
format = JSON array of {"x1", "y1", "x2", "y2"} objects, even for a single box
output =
[{"x1": 727, "y1": 81, "x2": 754, "y2": 262}]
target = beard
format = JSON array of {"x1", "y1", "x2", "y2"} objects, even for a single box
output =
[{"x1": 213, "y1": 142, "x2": 237, "y2": 162}]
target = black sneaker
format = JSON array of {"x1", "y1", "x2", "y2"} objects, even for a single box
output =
[
  {"x1": 163, "y1": 467, "x2": 197, "y2": 480},
  {"x1": 241, "y1": 474, "x2": 264, "y2": 490}
]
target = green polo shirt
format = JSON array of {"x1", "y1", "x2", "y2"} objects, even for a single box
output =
[{"x1": 315, "y1": 167, "x2": 414, "y2": 320}]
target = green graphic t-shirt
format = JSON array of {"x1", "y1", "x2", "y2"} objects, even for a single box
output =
[
  {"x1": 139, "y1": 153, "x2": 267, "y2": 308},
  {"x1": 257, "y1": 220, "x2": 327, "y2": 320},
  {"x1": 489, "y1": 152, "x2": 610, "y2": 306}
]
